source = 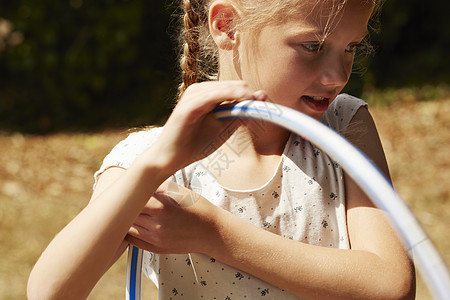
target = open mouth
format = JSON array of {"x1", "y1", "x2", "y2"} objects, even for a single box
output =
[
  {"x1": 301, "y1": 95, "x2": 330, "y2": 112},
  {"x1": 304, "y1": 95, "x2": 328, "y2": 101}
]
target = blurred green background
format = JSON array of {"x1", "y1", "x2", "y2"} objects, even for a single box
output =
[{"x1": 0, "y1": 0, "x2": 449, "y2": 133}]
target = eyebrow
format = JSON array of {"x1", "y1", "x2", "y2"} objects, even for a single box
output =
[
  {"x1": 288, "y1": 27, "x2": 321, "y2": 36},
  {"x1": 289, "y1": 27, "x2": 369, "y2": 42}
]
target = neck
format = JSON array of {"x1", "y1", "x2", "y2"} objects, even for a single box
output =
[
  {"x1": 205, "y1": 121, "x2": 289, "y2": 190},
  {"x1": 222, "y1": 119, "x2": 290, "y2": 158}
]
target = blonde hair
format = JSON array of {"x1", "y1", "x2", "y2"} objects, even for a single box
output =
[{"x1": 176, "y1": 0, "x2": 385, "y2": 99}]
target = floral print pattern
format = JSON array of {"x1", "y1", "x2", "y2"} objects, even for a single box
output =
[{"x1": 95, "y1": 94, "x2": 368, "y2": 299}]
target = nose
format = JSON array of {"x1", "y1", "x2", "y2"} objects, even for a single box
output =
[{"x1": 319, "y1": 53, "x2": 351, "y2": 88}]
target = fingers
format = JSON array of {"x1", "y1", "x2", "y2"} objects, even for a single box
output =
[
  {"x1": 150, "y1": 81, "x2": 268, "y2": 172},
  {"x1": 131, "y1": 213, "x2": 153, "y2": 231},
  {"x1": 127, "y1": 219, "x2": 159, "y2": 250},
  {"x1": 175, "y1": 81, "x2": 262, "y2": 124},
  {"x1": 139, "y1": 196, "x2": 165, "y2": 216},
  {"x1": 138, "y1": 192, "x2": 188, "y2": 217},
  {"x1": 127, "y1": 220, "x2": 171, "y2": 254},
  {"x1": 181, "y1": 80, "x2": 254, "y2": 105},
  {"x1": 125, "y1": 234, "x2": 161, "y2": 253},
  {"x1": 252, "y1": 90, "x2": 268, "y2": 101},
  {"x1": 128, "y1": 181, "x2": 214, "y2": 254},
  {"x1": 155, "y1": 178, "x2": 171, "y2": 193}
]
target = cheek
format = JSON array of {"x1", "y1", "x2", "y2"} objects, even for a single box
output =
[
  {"x1": 259, "y1": 54, "x2": 314, "y2": 95},
  {"x1": 240, "y1": 44, "x2": 316, "y2": 99},
  {"x1": 345, "y1": 56, "x2": 355, "y2": 79}
]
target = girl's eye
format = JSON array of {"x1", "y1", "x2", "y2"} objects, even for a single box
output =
[
  {"x1": 345, "y1": 42, "x2": 365, "y2": 53},
  {"x1": 301, "y1": 42, "x2": 323, "y2": 52}
]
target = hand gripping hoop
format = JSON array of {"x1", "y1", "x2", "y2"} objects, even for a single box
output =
[{"x1": 126, "y1": 100, "x2": 450, "y2": 300}]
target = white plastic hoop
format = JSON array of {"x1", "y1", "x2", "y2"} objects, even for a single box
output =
[
  {"x1": 126, "y1": 100, "x2": 450, "y2": 299},
  {"x1": 126, "y1": 245, "x2": 143, "y2": 300}
]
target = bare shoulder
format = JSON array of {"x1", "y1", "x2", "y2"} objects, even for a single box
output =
[
  {"x1": 345, "y1": 105, "x2": 390, "y2": 180},
  {"x1": 343, "y1": 105, "x2": 391, "y2": 210}
]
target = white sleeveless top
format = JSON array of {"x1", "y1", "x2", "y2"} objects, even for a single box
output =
[{"x1": 94, "y1": 94, "x2": 368, "y2": 299}]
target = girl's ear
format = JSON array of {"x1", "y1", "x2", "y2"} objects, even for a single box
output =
[{"x1": 209, "y1": 1, "x2": 239, "y2": 50}]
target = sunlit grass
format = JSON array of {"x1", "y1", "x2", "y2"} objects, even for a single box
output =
[{"x1": 363, "y1": 83, "x2": 450, "y2": 106}]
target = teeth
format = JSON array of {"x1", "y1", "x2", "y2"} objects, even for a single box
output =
[{"x1": 312, "y1": 96, "x2": 325, "y2": 101}]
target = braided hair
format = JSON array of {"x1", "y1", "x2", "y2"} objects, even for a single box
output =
[
  {"x1": 176, "y1": 0, "x2": 385, "y2": 100},
  {"x1": 178, "y1": 0, "x2": 211, "y2": 99}
]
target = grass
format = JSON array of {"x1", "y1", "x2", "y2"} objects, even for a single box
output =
[
  {"x1": 0, "y1": 94, "x2": 448, "y2": 299},
  {"x1": 371, "y1": 97, "x2": 450, "y2": 299}
]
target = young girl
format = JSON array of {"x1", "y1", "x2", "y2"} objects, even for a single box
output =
[{"x1": 28, "y1": 0, "x2": 415, "y2": 299}]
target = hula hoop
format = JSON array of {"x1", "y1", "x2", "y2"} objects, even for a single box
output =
[
  {"x1": 126, "y1": 100, "x2": 450, "y2": 299},
  {"x1": 126, "y1": 245, "x2": 143, "y2": 300}
]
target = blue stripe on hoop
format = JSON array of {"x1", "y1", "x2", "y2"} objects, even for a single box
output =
[{"x1": 129, "y1": 246, "x2": 140, "y2": 300}]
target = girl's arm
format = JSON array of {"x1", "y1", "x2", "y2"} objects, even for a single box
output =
[
  {"x1": 27, "y1": 81, "x2": 262, "y2": 299},
  {"x1": 127, "y1": 106, "x2": 415, "y2": 300},
  {"x1": 27, "y1": 154, "x2": 171, "y2": 300},
  {"x1": 209, "y1": 105, "x2": 416, "y2": 299}
]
